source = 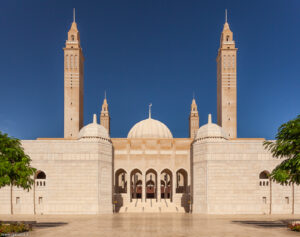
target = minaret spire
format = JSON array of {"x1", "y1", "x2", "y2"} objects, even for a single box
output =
[
  {"x1": 63, "y1": 11, "x2": 84, "y2": 139},
  {"x1": 73, "y1": 8, "x2": 76, "y2": 22},
  {"x1": 100, "y1": 93, "x2": 110, "y2": 135},
  {"x1": 149, "y1": 103, "x2": 152, "y2": 119},
  {"x1": 189, "y1": 98, "x2": 199, "y2": 139},
  {"x1": 217, "y1": 12, "x2": 238, "y2": 138}
]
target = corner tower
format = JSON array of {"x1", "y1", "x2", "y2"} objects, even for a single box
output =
[
  {"x1": 216, "y1": 11, "x2": 237, "y2": 138},
  {"x1": 189, "y1": 98, "x2": 199, "y2": 139},
  {"x1": 100, "y1": 94, "x2": 110, "y2": 135},
  {"x1": 63, "y1": 12, "x2": 84, "y2": 139}
]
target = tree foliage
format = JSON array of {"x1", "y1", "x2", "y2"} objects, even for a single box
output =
[
  {"x1": 264, "y1": 115, "x2": 300, "y2": 185},
  {"x1": 0, "y1": 131, "x2": 36, "y2": 190}
]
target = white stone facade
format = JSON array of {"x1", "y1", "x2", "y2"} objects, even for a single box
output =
[
  {"x1": 0, "y1": 16, "x2": 297, "y2": 215},
  {"x1": 0, "y1": 139, "x2": 113, "y2": 214},
  {"x1": 192, "y1": 138, "x2": 300, "y2": 214}
]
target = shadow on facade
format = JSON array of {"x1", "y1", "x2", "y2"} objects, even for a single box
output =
[
  {"x1": 232, "y1": 219, "x2": 300, "y2": 228},
  {"x1": 113, "y1": 193, "x2": 123, "y2": 213},
  {"x1": 1, "y1": 221, "x2": 68, "y2": 229},
  {"x1": 181, "y1": 193, "x2": 191, "y2": 213}
]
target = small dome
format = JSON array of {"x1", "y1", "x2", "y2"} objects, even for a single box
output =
[
  {"x1": 195, "y1": 114, "x2": 228, "y2": 141},
  {"x1": 78, "y1": 114, "x2": 110, "y2": 141},
  {"x1": 128, "y1": 118, "x2": 173, "y2": 139}
]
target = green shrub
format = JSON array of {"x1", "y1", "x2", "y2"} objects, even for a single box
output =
[
  {"x1": 288, "y1": 223, "x2": 300, "y2": 232},
  {"x1": 0, "y1": 222, "x2": 32, "y2": 234}
]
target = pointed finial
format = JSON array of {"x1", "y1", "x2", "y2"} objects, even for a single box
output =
[
  {"x1": 149, "y1": 103, "x2": 152, "y2": 119},
  {"x1": 93, "y1": 114, "x2": 97, "y2": 124},
  {"x1": 208, "y1": 114, "x2": 212, "y2": 124},
  {"x1": 104, "y1": 90, "x2": 107, "y2": 100},
  {"x1": 225, "y1": 9, "x2": 227, "y2": 23},
  {"x1": 193, "y1": 92, "x2": 195, "y2": 100},
  {"x1": 73, "y1": 8, "x2": 76, "y2": 22}
]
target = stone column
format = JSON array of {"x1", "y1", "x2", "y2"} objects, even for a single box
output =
[
  {"x1": 157, "y1": 173, "x2": 161, "y2": 202},
  {"x1": 142, "y1": 174, "x2": 146, "y2": 203},
  {"x1": 172, "y1": 172, "x2": 176, "y2": 203},
  {"x1": 127, "y1": 174, "x2": 131, "y2": 203}
]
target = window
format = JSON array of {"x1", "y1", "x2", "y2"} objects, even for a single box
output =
[
  {"x1": 71, "y1": 35, "x2": 75, "y2": 41},
  {"x1": 285, "y1": 197, "x2": 289, "y2": 204},
  {"x1": 16, "y1": 197, "x2": 20, "y2": 204},
  {"x1": 226, "y1": 35, "x2": 229, "y2": 41},
  {"x1": 262, "y1": 197, "x2": 267, "y2": 204},
  {"x1": 36, "y1": 171, "x2": 46, "y2": 179},
  {"x1": 259, "y1": 171, "x2": 270, "y2": 186},
  {"x1": 35, "y1": 171, "x2": 46, "y2": 187},
  {"x1": 39, "y1": 197, "x2": 43, "y2": 205}
]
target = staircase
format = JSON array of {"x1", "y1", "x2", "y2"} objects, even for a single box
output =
[{"x1": 119, "y1": 199, "x2": 185, "y2": 213}]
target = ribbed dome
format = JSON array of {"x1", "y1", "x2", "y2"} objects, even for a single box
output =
[
  {"x1": 195, "y1": 114, "x2": 228, "y2": 141},
  {"x1": 128, "y1": 118, "x2": 173, "y2": 139},
  {"x1": 78, "y1": 114, "x2": 110, "y2": 141}
]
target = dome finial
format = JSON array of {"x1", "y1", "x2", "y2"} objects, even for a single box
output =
[
  {"x1": 208, "y1": 114, "x2": 212, "y2": 124},
  {"x1": 93, "y1": 114, "x2": 97, "y2": 124},
  {"x1": 149, "y1": 103, "x2": 152, "y2": 119}
]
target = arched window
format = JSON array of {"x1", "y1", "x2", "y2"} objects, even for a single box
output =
[
  {"x1": 36, "y1": 171, "x2": 46, "y2": 179},
  {"x1": 226, "y1": 35, "x2": 230, "y2": 41},
  {"x1": 71, "y1": 35, "x2": 75, "y2": 41},
  {"x1": 259, "y1": 171, "x2": 270, "y2": 186},
  {"x1": 35, "y1": 171, "x2": 46, "y2": 187}
]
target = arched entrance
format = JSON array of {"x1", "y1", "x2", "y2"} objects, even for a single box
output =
[
  {"x1": 176, "y1": 169, "x2": 188, "y2": 193},
  {"x1": 115, "y1": 169, "x2": 127, "y2": 193},
  {"x1": 130, "y1": 169, "x2": 143, "y2": 201},
  {"x1": 145, "y1": 169, "x2": 157, "y2": 200},
  {"x1": 161, "y1": 169, "x2": 172, "y2": 200}
]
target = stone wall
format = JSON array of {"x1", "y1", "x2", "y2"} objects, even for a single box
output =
[
  {"x1": 0, "y1": 139, "x2": 113, "y2": 214},
  {"x1": 192, "y1": 139, "x2": 300, "y2": 214}
]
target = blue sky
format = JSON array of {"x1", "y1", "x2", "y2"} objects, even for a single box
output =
[{"x1": 0, "y1": 0, "x2": 299, "y2": 140}]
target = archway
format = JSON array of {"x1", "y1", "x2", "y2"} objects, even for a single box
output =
[
  {"x1": 115, "y1": 169, "x2": 127, "y2": 193},
  {"x1": 130, "y1": 169, "x2": 143, "y2": 200},
  {"x1": 145, "y1": 169, "x2": 157, "y2": 200},
  {"x1": 160, "y1": 169, "x2": 172, "y2": 200},
  {"x1": 176, "y1": 169, "x2": 188, "y2": 193}
]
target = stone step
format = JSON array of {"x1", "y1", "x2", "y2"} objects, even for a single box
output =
[{"x1": 118, "y1": 199, "x2": 185, "y2": 213}]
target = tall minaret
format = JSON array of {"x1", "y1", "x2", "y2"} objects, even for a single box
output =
[
  {"x1": 64, "y1": 10, "x2": 84, "y2": 139},
  {"x1": 100, "y1": 93, "x2": 110, "y2": 135},
  {"x1": 189, "y1": 98, "x2": 199, "y2": 139},
  {"x1": 216, "y1": 10, "x2": 237, "y2": 138}
]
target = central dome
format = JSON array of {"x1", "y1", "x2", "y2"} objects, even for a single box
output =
[{"x1": 128, "y1": 118, "x2": 173, "y2": 139}]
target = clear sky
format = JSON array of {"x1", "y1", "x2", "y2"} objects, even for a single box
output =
[{"x1": 0, "y1": 0, "x2": 299, "y2": 140}]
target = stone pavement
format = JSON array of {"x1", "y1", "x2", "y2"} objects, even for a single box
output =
[{"x1": 1, "y1": 214, "x2": 300, "y2": 237}]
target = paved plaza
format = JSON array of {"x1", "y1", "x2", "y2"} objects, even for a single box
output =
[{"x1": 1, "y1": 214, "x2": 300, "y2": 237}]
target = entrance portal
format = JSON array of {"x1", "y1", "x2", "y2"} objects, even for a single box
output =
[{"x1": 145, "y1": 169, "x2": 157, "y2": 200}]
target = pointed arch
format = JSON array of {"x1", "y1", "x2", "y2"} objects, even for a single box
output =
[
  {"x1": 176, "y1": 168, "x2": 188, "y2": 193},
  {"x1": 130, "y1": 169, "x2": 143, "y2": 200},
  {"x1": 160, "y1": 169, "x2": 173, "y2": 200}
]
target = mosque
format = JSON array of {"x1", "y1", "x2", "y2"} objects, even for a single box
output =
[{"x1": 0, "y1": 14, "x2": 299, "y2": 215}]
